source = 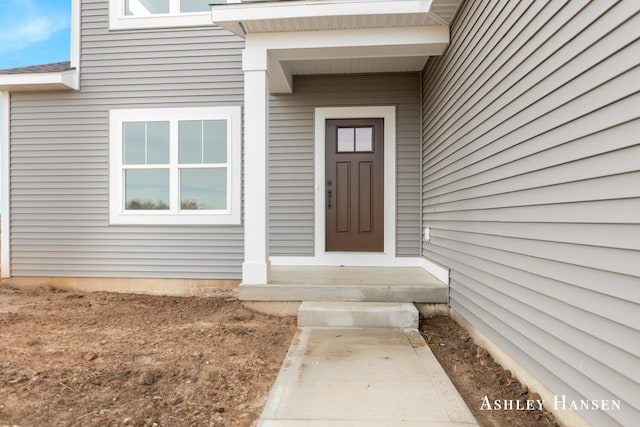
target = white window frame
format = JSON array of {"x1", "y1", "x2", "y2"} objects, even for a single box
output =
[
  {"x1": 109, "y1": 0, "x2": 241, "y2": 30},
  {"x1": 109, "y1": 106, "x2": 241, "y2": 225}
]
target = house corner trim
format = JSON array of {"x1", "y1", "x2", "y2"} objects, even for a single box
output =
[
  {"x1": 1, "y1": 91, "x2": 11, "y2": 277},
  {"x1": 70, "y1": 0, "x2": 81, "y2": 89}
]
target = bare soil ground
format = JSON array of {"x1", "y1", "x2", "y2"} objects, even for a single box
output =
[
  {"x1": 0, "y1": 284, "x2": 561, "y2": 427},
  {"x1": 0, "y1": 286, "x2": 296, "y2": 427},
  {"x1": 421, "y1": 316, "x2": 560, "y2": 427}
]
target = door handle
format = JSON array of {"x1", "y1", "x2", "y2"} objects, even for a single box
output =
[{"x1": 327, "y1": 190, "x2": 332, "y2": 209}]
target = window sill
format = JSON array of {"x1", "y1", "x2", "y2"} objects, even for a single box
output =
[
  {"x1": 109, "y1": 11, "x2": 212, "y2": 31},
  {"x1": 109, "y1": 211, "x2": 241, "y2": 226}
]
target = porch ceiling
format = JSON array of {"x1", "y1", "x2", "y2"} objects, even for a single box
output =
[
  {"x1": 283, "y1": 56, "x2": 431, "y2": 76},
  {"x1": 212, "y1": 0, "x2": 460, "y2": 94}
]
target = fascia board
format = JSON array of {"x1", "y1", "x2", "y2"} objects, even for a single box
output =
[
  {"x1": 0, "y1": 70, "x2": 79, "y2": 91},
  {"x1": 214, "y1": 0, "x2": 431, "y2": 20},
  {"x1": 248, "y1": 25, "x2": 449, "y2": 51},
  {"x1": 212, "y1": 0, "x2": 432, "y2": 35}
]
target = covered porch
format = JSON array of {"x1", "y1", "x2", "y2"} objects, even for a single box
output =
[{"x1": 211, "y1": 0, "x2": 460, "y2": 296}]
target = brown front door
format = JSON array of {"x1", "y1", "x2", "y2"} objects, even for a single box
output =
[{"x1": 326, "y1": 118, "x2": 384, "y2": 251}]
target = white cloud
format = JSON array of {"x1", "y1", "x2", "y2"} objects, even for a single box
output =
[{"x1": 0, "y1": 0, "x2": 70, "y2": 53}]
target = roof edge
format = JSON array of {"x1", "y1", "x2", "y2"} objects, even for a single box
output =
[
  {"x1": 0, "y1": 61, "x2": 73, "y2": 75},
  {"x1": 0, "y1": 65, "x2": 79, "y2": 92}
]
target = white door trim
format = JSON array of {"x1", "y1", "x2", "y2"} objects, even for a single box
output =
[{"x1": 311, "y1": 106, "x2": 397, "y2": 265}]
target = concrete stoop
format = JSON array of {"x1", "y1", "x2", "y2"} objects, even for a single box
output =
[
  {"x1": 239, "y1": 266, "x2": 449, "y2": 304},
  {"x1": 298, "y1": 301, "x2": 419, "y2": 328}
]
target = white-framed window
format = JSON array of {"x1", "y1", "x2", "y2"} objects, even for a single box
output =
[
  {"x1": 109, "y1": 0, "x2": 241, "y2": 30},
  {"x1": 109, "y1": 106, "x2": 241, "y2": 225}
]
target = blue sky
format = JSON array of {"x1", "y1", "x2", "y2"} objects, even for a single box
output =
[
  {"x1": 0, "y1": 0, "x2": 71, "y2": 69},
  {"x1": 0, "y1": 0, "x2": 71, "y2": 210}
]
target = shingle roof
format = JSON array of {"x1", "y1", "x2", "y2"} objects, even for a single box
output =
[{"x1": 0, "y1": 61, "x2": 73, "y2": 74}]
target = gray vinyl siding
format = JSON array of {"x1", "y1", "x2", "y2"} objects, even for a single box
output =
[
  {"x1": 421, "y1": 1, "x2": 640, "y2": 426},
  {"x1": 8, "y1": 0, "x2": 245, "y2": 279},
  {"x1": 268, "y1": 73, "x2": 421, "y2": 257}
]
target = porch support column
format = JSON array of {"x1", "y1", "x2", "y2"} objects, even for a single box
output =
[{"x1": 241, "y1": 46, "x2": 270, "y2": 284}]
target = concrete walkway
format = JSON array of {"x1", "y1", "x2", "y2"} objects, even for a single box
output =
[{"x1": 258, "y1": 327, "x2": 479, "y2": 426}]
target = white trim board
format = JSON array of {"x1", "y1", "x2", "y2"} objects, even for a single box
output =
[
  {"x1": 314, "y1": 106, "x2": 396, "y2": 265},
  {"x1": 1, "y1": 92, "x2": 10, "y2": 277},
  {"x1": 0, "y1": 70, "x2": 78, "y2": 92},
  {"x1": 70, "y1": 0, "x2": 81, "y2": 90},
  {"x1": 270, "y1": 256, "x2": 418, "y2": 268},
  {"x1": 212, "y1": 0, "x2": 434, "y2": 37},
  {"x1": 421, "y1": 257, "x2": 449, "y2": 285}
]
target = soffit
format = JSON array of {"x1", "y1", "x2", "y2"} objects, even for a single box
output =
[
  {"x1": 212, "y1": 0, "x2": 456, "y2": 37},
  {"x1": 0, "y1": 83, "x2": 73, "y2": 92},
  {"x1": 212, "y1": 0, "x2": 461, "y2": 94},
  {"x1": 283, "y1": 56, "x2": 430, "y2": 76},
  {"x1": 241, "y1": 12, "x2": 446, "y2": 33}
]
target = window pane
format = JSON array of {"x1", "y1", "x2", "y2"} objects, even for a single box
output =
[
  {"x1": 125, "y1": 169, "x2": 170, "y2": 210},
  {"x1": 147, "y1": 121, "x2": 170, "y2": 164},
  {"x1": 337, "y1": 128, "x2": 354, "y2": 152},
  {"x1": 125, "y1": 0, "x2": 169, "y2": 15},
  {"x1": 203, "y1": 120, "x2": 227, "y2": 164},
  {"x1": 123, "y1": 122, "x2": 146, "y2": 165},
  {"x1": 181, "y1": 0, "x2": 212, "y2": 13},
  {"x1": 179, "y1": 120, "x2": 203, "y2": 164},
  {"x1": 355, "y1": 127, "x2": 373, "y2": 152},
  {"x1": 180, "y1": 168, "x2": 227, "y2": 210}
]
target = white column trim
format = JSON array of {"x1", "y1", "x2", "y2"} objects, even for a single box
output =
[
  {"x1": 310, "y1": 106, "x2": 396, "y2": 266},
  {"x1": 241, "y1": 56, "x2": 270, "y2": 284},
  {"x1": 1, "y1": 92, "x2": 10, "y2": 277},
  {"x1": 70, "y1": 0, "x2": 81, "y2": 89}
]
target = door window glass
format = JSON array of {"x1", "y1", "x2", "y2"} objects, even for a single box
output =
[
  {"x1": 337, "y1": 127, "x2": 374, "y2": 152},
  {"x1": 337, "y1": 128, "x2": 354, "y2": 152},
  {"x1": 355, "y1": 127, "x2": 373, "y2": 152}
]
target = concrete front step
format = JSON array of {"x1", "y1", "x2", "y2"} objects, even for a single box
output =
[
  {"x1": 298, "y1": 302, "x2": 419, "y2": 328},
  {"x1": 239, "y1": 283, "x2": 447, "y2": 303},
  {"x1": 239, "y1": 266, "x2": 448, "y2": 304}
]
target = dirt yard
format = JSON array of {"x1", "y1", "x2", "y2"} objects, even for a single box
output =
[
  {"x1": 0, "y1": 284, "x2": 562, "y2": 427},
  {"x1": 0, "y1": 286, "x2": 296, "y2": 426},
  {"x1": 421, "y1": 316, "x2": 560, "y2": 427}
]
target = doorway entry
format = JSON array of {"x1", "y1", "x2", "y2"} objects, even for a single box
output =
[{"x1": 325, "y1": 118, "x2": 384, "y2": 251}]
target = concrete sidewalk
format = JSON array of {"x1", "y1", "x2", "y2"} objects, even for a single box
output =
[{"x1": 258, "y1": 327, "x2": 479, "y2": 426}]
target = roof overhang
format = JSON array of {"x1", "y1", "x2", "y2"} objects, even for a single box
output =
[
  {"x1": 0, "y1": 69, "x2": 79, "y2": 92},
  {"x1": 213, "y1": 0, "x2": 450, "y2": 94},
  {"x1": 246, "y1": 25, "x2": 449, "y2": 94},
  {"x1": 212, "y1": 0, "x2": 440, "y2": 36}
]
